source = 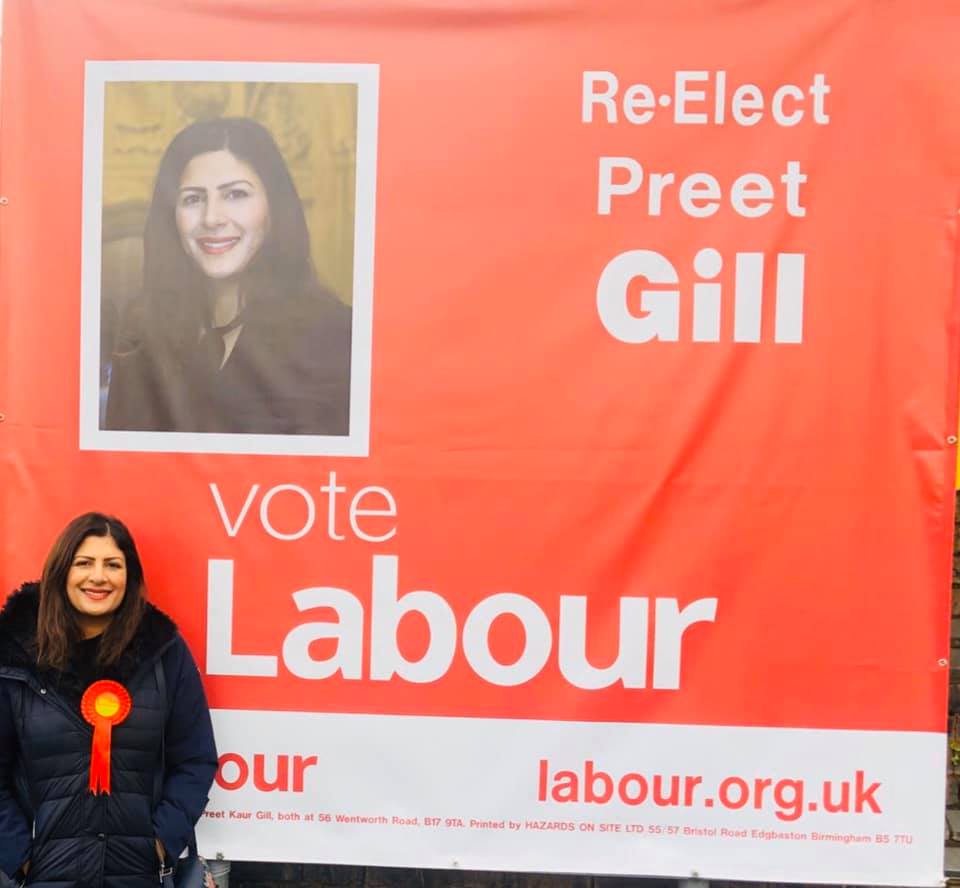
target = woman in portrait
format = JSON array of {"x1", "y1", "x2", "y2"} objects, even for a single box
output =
[
  {"x1": 105, "y1": 117, "x2": 352, "y2": 436},
  {"x1": 0, "y1": 512, "x2": 218, "y2": 887}
]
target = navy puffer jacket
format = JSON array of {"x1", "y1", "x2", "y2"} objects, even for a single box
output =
[{"x1": 0, "y1": 584, "x2": 218, "y2": 887}]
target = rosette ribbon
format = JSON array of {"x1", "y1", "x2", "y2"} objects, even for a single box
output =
[{"x1": 80, "y1": 680, "x2": 132, "y2": 794}]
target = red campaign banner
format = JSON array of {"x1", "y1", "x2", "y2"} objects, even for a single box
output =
[{"x1": 1, "y1": 1, "x2": 960, "y2": 884}]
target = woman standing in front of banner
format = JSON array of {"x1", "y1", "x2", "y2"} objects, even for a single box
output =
[
  {"x1": 105, "y1": 116, "x2": 352, "y2": 436},
  {"x1": 0, "y1": 513, "x2": 218, "y2": 888}
]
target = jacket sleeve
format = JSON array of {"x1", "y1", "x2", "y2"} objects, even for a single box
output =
[
  {"x1": 0, "y1": 684, "x2": 32, "y2": 877},
  {"x1": 152, "y1": 638, "x2": 218, "y2": 860}
]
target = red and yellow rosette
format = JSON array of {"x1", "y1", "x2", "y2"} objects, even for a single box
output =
[{"x1": 80, "y1": 680, "x2": 132, "y2": 795}]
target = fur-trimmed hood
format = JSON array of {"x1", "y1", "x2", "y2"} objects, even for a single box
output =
[{"x1": 0, "y1": 581, "x2": 178, "y2": 690}]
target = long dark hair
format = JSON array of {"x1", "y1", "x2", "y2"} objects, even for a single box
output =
[
  {"x1": 130, "y1": 117, "x2": 317, "y2": 361},
  {"x1": 37, "y1": 513, "x2": 147, "y2": 670}
]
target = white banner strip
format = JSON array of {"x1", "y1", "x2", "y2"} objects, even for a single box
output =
[{"x1": 197, "y1": 711, "x2": 946, "y2": 886}]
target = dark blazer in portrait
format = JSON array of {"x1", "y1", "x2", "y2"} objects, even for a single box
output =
[{"x1": 105, "y1": 287, "x2": 352, "y2": 436}]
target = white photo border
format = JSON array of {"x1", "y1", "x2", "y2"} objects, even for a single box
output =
[{"x1": 79, "y1": 60, "x2": 378, "y2": 456}]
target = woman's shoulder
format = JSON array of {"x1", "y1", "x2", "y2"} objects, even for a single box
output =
[
  {"x1": 310, "y1": 283, "x2": 352, "y2": 324},
  {"x1": 105, "y1": 345, "x2": 170, "y2": 431},
  {"x1": 245, "y1": 282, "x2": 351, "y2": 365},
  {"x1": 299, "y1": 284, "x2": 352, "y2": 347},
  {"x1": 0, "y1": 583, "x2": 40, "y2": 671},
  {"x1": 0, "y1": 582, "x2": 40, "y2": 623},
  {"x1": 105, "y1": 599, "x2": 179, "y2": 682},
  {"x1": 142, "y1": 605, "x2": 201, "y2": 670},
  {"x1": 249, "y1": 276, "x2": 346, "y2": 320}
]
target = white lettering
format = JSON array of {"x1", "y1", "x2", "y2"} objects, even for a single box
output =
[
  {"x1": 647, "y1": 172, "x2": 675, "y2": 216},
  {"x1": 259, "y1": 485, "x2": 316, "y2": 541},
  {"x1": 558, "y1": 597, "x2": 648, "y2": 689},
  {"x1": 598, "y1": 157, "x2": 643, "y2": 215},
  {"x1": 810, "y1": 74, "x2": 830, "y2": 123},
  {"x1": 208, "y1": 474, "x2": 398, "y2": 543},
  {"x1": 731, "y1": 84, "x2": 763, "y2": 126},
  {"x1": 462, "y1": 594, "x2": 552, "y2": 687},
  {"x1": 582, "y1": 72, "x2": 830, "y2": 128},
  {"x1": 370, "y1": 555, "x2": 456, "y2": 682},
  {"x1": 206, "y1": 559, "x2": 278, "y2": 677},
  {"x1": 781, "y1": 161, "x2": 807, "y2": 217},
  {"x1": 582, "y1": 71, "x2": 619, "y2": 123},
  {"x1": 652, "y1": 598, "x2": 718, "y2": 689},
  {"x1": 597, "y1": 250, "x2": 680, "y2": 343},
  {"x1": 678, "y1": 173, "x2": 721, "y2": 218},
  {"x1": 734, "y1": 252, "x2": 764, "y2": 343},
  {"x1": 623, "y1": 83, "x2": 656, "y2": 125},
  {"x1": 596, "y1": 249, "x2": 804, "y2": 345},
  {"x1": 595, "y1": 158, "x2": 807, "y2": 220},
  {"x1": 692, "y1": 248, "x2": 723, "y2": 343},
  {"x1": 774, "y1": 254, "x2": 805, "y2": 343},
  {"x1": 283, "y1": 586, "x2": 364, "y2": 679},
  {"x1": 674, "y1": 71, "x2": 708, "y2": 124},
  {"x1": 771, "y1": 84, "x2": 804, "y2": 126},
  {"x1": 210, "y1": 483, "x2": 259, "y2": 537},
  {"x1": 350, "y1": 487, "x2": 398, "y2": 542},
  {"x1": 205, "y1": 558, "x2": 718, "y2": 690},
  {"x1": 321, "y1": 471, "x2": 347, "y2": 541},
  {"x1": 730, "y1": 173, "x2": 774, "y2": 218}
]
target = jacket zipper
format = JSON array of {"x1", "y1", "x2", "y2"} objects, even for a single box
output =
[{"x1": 97, "y1": 807, "x2": 108, "y2": 884}]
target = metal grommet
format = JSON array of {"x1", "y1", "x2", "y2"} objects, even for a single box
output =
[
  {"x1": 0, "y1": 413, "x2": 5, "y2": 422},
  {"x1": 939, "y1": 658, "x2": 949, "y2": 667},
  {"x1": 39, "y1": 688, "x2": 47, "y2": 694},
  {"x1": 0, "y1": 197, "x2": 8, "y2": 206},
  {"x1": 949, "y1": 435, "x2": 958, "y2": 445}
]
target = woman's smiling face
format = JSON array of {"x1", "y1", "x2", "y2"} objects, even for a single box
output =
[
  {"x1": 175, "y1": 149, "x2": 270, "y2": 280},
  {"x1": 66, "y1": 534, "x2": 127, "y2": 638}
]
